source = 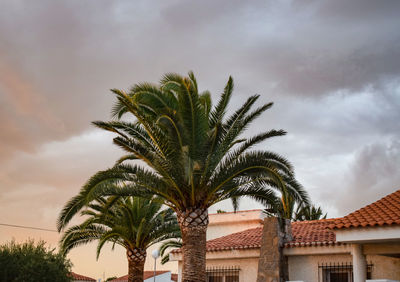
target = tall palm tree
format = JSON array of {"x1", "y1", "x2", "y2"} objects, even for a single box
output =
[
  {"x1": 59, "y1": 196, "x2": 180, "y2": 282},
  {"x1": 58, "y1": 72, "x2": 309, "y2": 281}
]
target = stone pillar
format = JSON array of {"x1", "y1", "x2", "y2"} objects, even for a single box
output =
[
  {"x1": 256, "y1": 217, "x2": 292, "y2": 282},
  {"x1": 352, "y1": 244, "x2": 366, "y2": 282}
]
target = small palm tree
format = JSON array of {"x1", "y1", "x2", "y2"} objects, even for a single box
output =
[
  {"x1": 293, "y1": 204, "x2": 327, "y2": 221},
  {"x1": 264, "y1": 191, "x2": 295, "y2": 220},
  {"x1": 58, "y1": 72, "x2": 309, "y2": 281},
  {"x1": 159, "y1": 239, "x2": 182, "y2": 265},
  {"x1": 264, "y1": 192, "x2": 326, "y2": 221},
  {"x1": 59, "y1": 196, "x2": 180, "y2": 282}
]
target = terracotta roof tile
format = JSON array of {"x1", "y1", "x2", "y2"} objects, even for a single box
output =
[
  {"x1": 332, "y1": 189, "x2": 400, "y2": 229},
  {"x1": 206, "y1": 226, "x2": 263, "y2": 252},
  {"x1": 69, "y1": 272, "x2": 96, "y2": 281},
  {"x1": 285, "y1": 219, "x2": 338, "y2": 247},
  {"x1": 173, "y1": 219, "x2": 338, "y2": 253}
]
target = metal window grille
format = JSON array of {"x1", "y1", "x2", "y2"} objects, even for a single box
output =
[
  {"x1": 318, "y1": 262, "x2": 373, "y2": 282},
  {"x1": 206, "y1": 266, "x2": 240, "y2": 282}
]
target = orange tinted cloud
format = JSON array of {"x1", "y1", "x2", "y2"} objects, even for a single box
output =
[{"x1": 0, "y1": 56, "x2": 66, "y2": 159}]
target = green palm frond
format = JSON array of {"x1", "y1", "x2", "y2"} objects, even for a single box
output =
[
  {"x1": 59, "y1": 196, "x2": 180, "y2": 261},
  {"x1": 209, "y1": 76, "x2": 234, "y2": 128},
  {"x1": 294, "y1": 204, "x2": 327, "y2": 221},
  {"x1": 60, "y1": 224, "x2": 108, "y2": 255},
  {"x1": 159, "y1": 239, "x2": 182, "y2": 265},
  {"x1": 60, "y1": 71, "x2": 310, "y2": 240}
]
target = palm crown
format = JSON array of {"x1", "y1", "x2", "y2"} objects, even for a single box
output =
[
  {"x1": 60, "y1": 196, "x2": 180, "y2": 258},
  {"x1": 58, "y1": 72, "x2": 308, "y2": 227},
  {"x1": 59, "y1": 196, "x2": 179, "y2": 282},
  {"x1": 57, "y1": 72, "x2": 309, "y2": 281}
]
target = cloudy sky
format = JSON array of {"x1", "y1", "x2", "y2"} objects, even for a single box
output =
[{"x1": 1, "y1": 0, "x2": 400, "y2": 279}]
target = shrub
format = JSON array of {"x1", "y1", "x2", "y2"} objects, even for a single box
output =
[{"x1": 0, "y1": 239, "x2": 72, "y2": 282}]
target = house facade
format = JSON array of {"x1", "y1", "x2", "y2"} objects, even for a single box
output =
[
  {"x1": 144, "y1": 209, "x2": 266, "y2": 273},
  {"x1": 171, "y1": 189, "x2": 400, "y2": 282}
]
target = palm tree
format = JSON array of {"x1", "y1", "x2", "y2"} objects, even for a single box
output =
[
  {"x1": 264, "y1": 192, "x2": 327, "y2": 221},
  {"x1": 159, "y1": 239, "x2": 182, "y2": 265},
  {"x1": 58, "y1": 72, "x2": 309, "y2": 281},
  {"x1": 293, "y1": 204, "x2": 327, "y2": 221},
  {"x1": 59, "y1": 196, "x2": 180, "y2": 282}
]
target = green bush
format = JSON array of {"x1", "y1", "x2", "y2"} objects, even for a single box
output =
[{"x1": 0, "y1": 240, "x2": 72, "y2": 282}]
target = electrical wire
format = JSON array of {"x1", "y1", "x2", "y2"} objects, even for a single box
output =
[{"x1": 0, "y1": 223, "x2": 58, "y2": 233}]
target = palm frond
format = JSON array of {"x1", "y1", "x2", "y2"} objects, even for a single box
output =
[{"x1": 209, "y1": 76, "x2": 234, "y2": 127}]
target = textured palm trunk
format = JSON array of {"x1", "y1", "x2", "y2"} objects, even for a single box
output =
[
  {"x1": 126, "y1": 248, "x2": 146, "y2": 282},
  {"x1": 177, "y1": 208, "x2": 209, "y2": 282}
]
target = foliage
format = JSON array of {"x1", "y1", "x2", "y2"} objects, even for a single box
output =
[
  {"x1": 56, "y1": 72, "x2": 309, "y2": 280},
  {"x1": 293, "y1": 204, "x2": 327, "y2": 221},
  {"x1": 57, "y1": 72, "x2": 309, "y2": 230},
  {"x1": 159, "y1": 239, "x2": 182, "y2": 264},
  {"x1": 264, "y1": 192, "x2": 327, "y2": 221},
  {"x1": 0, "y1": 240, "x2": 72, "y2": 282},
  {"x1": 59, "y1": 196, "x2": 180, "y2": 258}
]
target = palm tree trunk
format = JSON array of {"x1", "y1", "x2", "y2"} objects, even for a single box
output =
[
  {"x1": 178, "y1": 208, "x2": 209, "y2": 282},
  {"x1": 126, "y1": 248, "x2": 146, "y2": 282}
]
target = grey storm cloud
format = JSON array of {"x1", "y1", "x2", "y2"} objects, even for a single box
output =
[
  {"x1": 0, "y1": 0, "x2": 399, "y2": 234},
  {"x1": 1, "y1": 0, "x2": 400, "y2": 277},
  {"x1": 331, "y1": 139, "x2": 400, "y2": 214}
]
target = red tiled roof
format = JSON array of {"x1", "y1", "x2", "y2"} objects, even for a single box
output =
[
  {"x1": 206, "y1": 226, "x2": 263, "y2": 252},
  {"x1": 285, "y1": 219, "x2": 337, "y2": 247},
  {"x1": 173, "y1": 219, "x2": 338, "y2": 253},
  {"x1": 69, "y1": 272, "x2": 96, "y2": 281},
  {"x1": 332, "y1": 189, "x2": 400, "y2": 229},
  {"x1": 113, "y1": 271, "x2": 170, "y2": 281},
  {"x1": 171, "y1": 190, "x2": 400, "y2": 254}
]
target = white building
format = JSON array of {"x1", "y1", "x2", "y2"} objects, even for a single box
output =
[
  {"x1": 171, "y1": 189, "x2": 400, "y2": 282},
  {"x1": 112, "y1": 270, "x2": 177, "y2": 282},
  {"x1": 143, "y1": 209, "x2": 266, "y2": 274}
]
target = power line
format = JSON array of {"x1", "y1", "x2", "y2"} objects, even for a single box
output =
[{"x1": 0, "y1": 223, "x2": 58, "y2": 233}]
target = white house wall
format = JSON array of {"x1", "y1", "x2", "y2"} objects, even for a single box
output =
[
  {"x1": 284, "y1": 244, "x2": 352, "y2": 256},
  {"x1": 363, "y1": 242, "x2": 400, "y2": 255},
  {"x1": 175, "y1": 249, "x2": 260, "y2": 282},
  {"x1": 288, "y1": 253, "x2": 400, "y2": 282},
  {"x1": 207, "y1": 210, "x2": 264, "y2": 240},
  {"x1": 336, "y1": 226, "x2": 400, "y2": 243},
  {"x1": 367, "y1": 255, "x2": 400, "y2": 280},
  {"x1": 202, "y1": 257, "x2": 259, "y2": 282},
  {"x1": 288, "y1": 254, "x2": 351, "y2": 282}
]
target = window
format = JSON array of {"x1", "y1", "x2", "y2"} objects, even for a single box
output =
[
  {"x1": 206, "y1": 266, "x2": 240, "y2": 282},
  {"x1": 318, "y1": 262, "x2": 372, "y2": 282},
  {"x1": 323, "y1": 265, "x2": 352, "y2": 282}
]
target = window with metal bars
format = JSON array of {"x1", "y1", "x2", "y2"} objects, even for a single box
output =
[
  {"x1": 318, "y1": 262, "x2": 373, "y2": 282},
  {"x1": 206, "y1": 266, "x2": 240, "y2": 282}
]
